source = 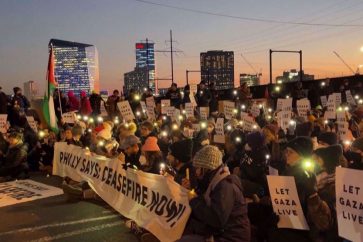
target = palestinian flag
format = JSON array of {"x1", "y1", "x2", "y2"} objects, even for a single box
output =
[{"x1": 42, "y1": 46, "x2": 59, "y2": 133}]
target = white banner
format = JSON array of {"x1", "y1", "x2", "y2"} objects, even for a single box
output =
[
  {"x1": 117, "y1": 101, "x2": 135, "y2": 121},
  {"x1": 336, "y1": 167, "x2": 363, "y2": 242},
  {"x1": 62, "y1": 112, "x2": 77, "y2": 124},
  {"x1": 161, "y1": 99, "x2": 171, "y2": 114},
  {"x1": 0, "y1": 114, "x2": 8, "y2": 134},
  {"x1": 0, "y1": 180, "x2": 63, "y2": 207},
  {"x1": 53, "y1": 143, "x2": 191, "y2": 242},
  {"x1": 26, "y1": 116, "x2": 38, "y2": 133},
  {"x1": 267, "y1": 176, "x2": 309, "y2": 230},
  {"x1": 199, "y1": 107, "x2": 209, "y2": 120},
  {"x1": 296, "y1": 99, "x2": 311, "y2": 119}
]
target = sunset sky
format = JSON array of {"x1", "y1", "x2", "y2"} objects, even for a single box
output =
[{"x1": 1, "y1": 0, "x2": 363, "y2": 94}]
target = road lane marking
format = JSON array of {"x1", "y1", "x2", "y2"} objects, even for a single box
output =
[
  {"x1": 28, "y1": 221, "x2": 122, "y2": 242},
  {"x1": 0, "y1": 214, "x2": 120, "y2": 236}
]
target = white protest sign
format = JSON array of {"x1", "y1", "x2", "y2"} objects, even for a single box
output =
[
  {"x1": 282, "y1": 98, "x2": 293, "y2": 112},
  {"x1": 324, "y1": 94, "x2": 336, "y2": 120},
  {"x1": 199, "y1": 107, "x2": 209, "y2": 120},
  {"x1": 26, "y1": 116, "x2": 38, "y2": 133},
  {"x1": 185, "y1": 103, "x2": 194, "y2": 118},
  {"x1": 146, "y1": 96, "x2": 156, "y2": 108},
  {"x1": 277, "y1": 111, "x2": 291, "y2": 132},
  {"x1": 276, "y1": 99, "x2": 284, "y2": 111},
  {"x1": 346, "y1": 90, "x2": 356, "y2": 106},
  {"x1": 250, "y1": 104, "x2": 261, "y2": 118},
  {"x1": 161, "y1": 99, "x2": 171, "y2": 114},
  {"x1": 269, "y1": 166, "x2": 279, "y2": 176},
  {"x1": 140, "y1": 101, "x2": 147, "y2": 115},
  {"x1": 297, "y1": 99, "x2": 311, "y2": 119},
  {"x1": 166, "y1": 106, "x2": 175, "y2": 117},
  {"x1": 213, "y1": 118, "x2": 225, "y2": 144},
  {"x1": 61, "y1": 112, "x2": 77, "y2": 124},
  {"x1": 267, "y1": 176, "x2": 309, "y2": 230},
  {"x1": 223, "y1": 101, "x2": 235, "y2": 120},
  {"x1": 53, "y1": 143, "x2": 191, "y2": 242},
  {"x1": 117, "y1": 101, "x2": 135, "y2": 121},
  {"x1": 241, "y1": 112, "x2": 259, "y2": 132},
  {"x1": 189, "y1": 93, "x2": 197, "y2": 107},
  {"x1": 336, "y1": 111, "x2": 349, "y2": 141},
  {"x1": 0, "y1": 180, "x2": 63, "y2": 207},
  {"x1": 146, "y1": 106, "x2": 156, "y2": 121},
  {"x1": 334, "y1": 92, "x2": 342, "y2": 107},
  {"x1": 336, "y1": 167, "x2": 363, "y2": 242},
  {"x1": 174, "y1": 109, "x2": 181, "y2": 125},
  {"x1": 190, "y1": 84, "x2": 198, "y2": 95},
  {"x1": 320, "y1": 96, "x2": 328, "y2": 107},
  {"x1": 0, "y1": 114, "x2": 8, "y2": 134},
  {"x1": 192, "y1": 124, "x2": 200, "y2": 133}
]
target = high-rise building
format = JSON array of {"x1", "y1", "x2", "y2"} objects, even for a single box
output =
[
  {"x1": 200, "y1": 50, "x2": 234, "y2": 90},
  {"x1": 275, "y1": 69, "x2": 314, "y2": 83},
  {"x1": 135, "y1": 41, "x2": 156, "y2": 92},
  {"x1": 49, "y1": 39, "x2": 99, "y2": 97},
  {"x1": 23, "y1": 80, "x2": 38, "y2": 100},
  {"x1": 240, "y1": 74, "x2": 260, "y2": 87},
  {"x1": 124, "y1": 67, "x2": 148, "y2": 94}
]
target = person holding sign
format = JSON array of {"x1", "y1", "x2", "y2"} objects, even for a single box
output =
[
  {"x1": 178, "y1": 145, "x2": 251, "y2": 242},
  {"x1": 270, "y1": 137, "x2": 331, "y2": 241}
]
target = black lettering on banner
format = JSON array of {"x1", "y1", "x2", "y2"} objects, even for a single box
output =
[
  {"x1": 80, "y1": 159, "x2": 86, "y2": 172},
  {"x1": 135, "y1": 183, "x2": 141, "y2": 203},
  {"x1": 117, "y1": 174, "x2": 122, "y2": 191},
  {"x1": 122, "y1": 176, "x2": 127, "y2": 195},
  {"x1": 102, "y1": 167, "x2": 108, "y2": 182},
  {"x1": 111, "y1": 171, "x2": 117, "y2": 189},
  {"x1": 60, "y1": 152, "x2": 64, "y2": 163}
]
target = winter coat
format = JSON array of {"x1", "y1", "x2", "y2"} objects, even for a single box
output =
[
  {"x1": 80, "y1": 97, "x2": 92, "y2": 116},
  {"x1": 188, "y1": 166, "x2": 251, "y2": 242},
  {"x1": 0, "y1": 143, "x2": 28, "y2": 177},
  {"x1": 67, "y1": 94, "x2": 80, "y2": 112},
  {"x1": 166, "y1": 89, "x2": 181, "y2": 108},
  {"x1": 0, "y1": 91, "x2": 8, "y2": 114},
  {"x1": 106, "y1": 95, "x2": 120, "y2": 118},
  {"x1": 195, "y1": 89, "x2": 211, "y2": 107},
  {"x1": 89, "y1": 93, "x2": 103, "y2": 115}
]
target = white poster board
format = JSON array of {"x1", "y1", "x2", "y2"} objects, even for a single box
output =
[
  {"x1": 185, "y1": 103, "x2": 194, "y2": 118},
  {"x1": 161, "y1": 99, "x2": 171, "y2": 114},
  {"x1": 199, "y1": 107, "x2": 209, "y2": 120},
  {"x1": 267, "y1": 176, "x2": 309, "y2": 230},
  {"x1": 223, "y1": 101, "x2": 235, "y2": 120},
  {"x1": 296, "y1": 99, "x2": 311, "y2": 119},
  {"x1": 346, "y1": 90, "x2": 356, "y2": 106},
  {"x1": 336, "y1": 167, "x2": 363, "y2": 242},
  {"x1": 146, "y1": 97, "x2": 156, "y2": 108},
  {"x1": 62, "y1": 112, "x2": 77, "y2": 124},
  {"x1": 0, "y1": 114, "x2": 8, "y2": 134},
  {"x1": 26, "y1": 116, "x2": 38, "y2": 133},
  {"x1": 117, "y1": 101, "x2": 135, "y2": 121},
  {"x1": 320, "y1": 96, "x2": 328, "y2": 107},
  {"x1": 213, "y1": 118, "x2": 225, "y2": 144}
]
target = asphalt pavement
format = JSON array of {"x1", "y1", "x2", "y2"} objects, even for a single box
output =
[{"x1": 0, "y1": 173, "x2": 139, "y2": 242}]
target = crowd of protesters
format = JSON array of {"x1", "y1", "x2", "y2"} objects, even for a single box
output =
[{"x1": 0, "y1": 77, "x2": 363, "y2": 242}]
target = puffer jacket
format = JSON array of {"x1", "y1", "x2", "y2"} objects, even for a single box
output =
[{"x1": 0, "y1": 143, "x2": 28, "y2": 177}]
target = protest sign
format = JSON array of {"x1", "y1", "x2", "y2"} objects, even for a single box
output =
[
  {"x1": 146, "y1": 106, "x2": 156, "y2": 121},
  {"x1": 334, "y1": 92, "x2": 342, "y2": 107},
  {"x1": 0, "y1": 114, "x2": 8, "y2": 134},
  {"x1": 267, "y1": 176, "x2": 309, "y2": 230},
  {"x1": 222, "y1": 101, "x2": 235, "y2": 120},
  {"x1": 276, "y1": 98, "x2": 292, "y2": 112},
  {"x1": 241, "y1": 112, "x2": 259, "y2": 132},
  {"x1": 189, "y1": 93, "x2": 197, "y2": 107},
  {"x1": 174, "y1": 109, "x2": 181, "y2": 125},
  {"x1": 346, "y1": 90, "x2": 356, "y2": 106},
  {"x1": 161, "y1": 99, "x2": 171, "y2": 114},
  {"x1": 0, "y1": 180, "x2": 63, "y2": 207},
  {"x1": 336, "y1": 167, "x2": 363, "y2": 242},
  {"x1": 26, "y1": 116, "x2": 38, "y2": 133},
  {"x1": 213, "y1": 118, "x2": 225, "y2": 144},
  {"x1": 268, "y1": 166, "x2": 279, "y2": 176},
  {"x1": 185, "y1": 103, "x2": 194, "y2": 118},
  {"x1": 140, "y1": 101, "x2": 147, "y2": 115},
  {"x1": 53, "y1": 143, "x2": 191, "y2": 242},
  {"x1": 320, "y1": 96, "x2": 328, "y2": 107},
  {"x1": 117, "y1": 101, "x2": 135, "y2": 121},
  {"x1": 62, "y1": 112, "x2": 77, "y2": 124},
  {"x1": 199, "y1": 107, "x2": 209, "y2": 120},
  {"x1": 190, "y1": 84, "x2": 198, "y2": 95},
  {"x1": 250, "y1": 104, "x2": 261, "y2": 118},
  {"x1": 277, "y1": 111, "x2": 291, "y2": 132},
  {"x1": 336, "y1": 111, "x2": 349, "y2": 141},
  {"x1": 146, "y1": 96, "x2": 156, "y2": 108},
  {"x1": 324, "y1": 94, "x2": 336, "y2": 120},
  {"x1": 166, "y1": 106, "x2": 175, "y2": 117},
  {"x1": 296, "y1": 99, "x2": 311, "y2": 119}
]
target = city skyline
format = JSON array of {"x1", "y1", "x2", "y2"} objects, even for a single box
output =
[{"x1": 1, "y1": 0, "x2": 363, "y2": 94}]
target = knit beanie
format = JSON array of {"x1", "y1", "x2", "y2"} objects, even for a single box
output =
[
  {"x1": 318, "y1": 132, "x2": 338, "y2": 146},
  {"x1": 352, "y1": 137, "x2": 363, "y2": 152},
  {"x1": 314, "y1": 145, "x2": 342, "y2": 173},
  {"x1": 169, "y1": 139, "x2": 193, "y2": 163},
  {"x1": 142, "y1": 136, "x2": 160, "y2": 152},
  {"x1": 193, "y1": 145, "x2": 222, "y2": 170},
  {"x1": 286, "y1": 136, "x2": 313, "y2": 158},
  {"x1": 246, "y1": 131, "x2": 265, "y2": 151}
]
